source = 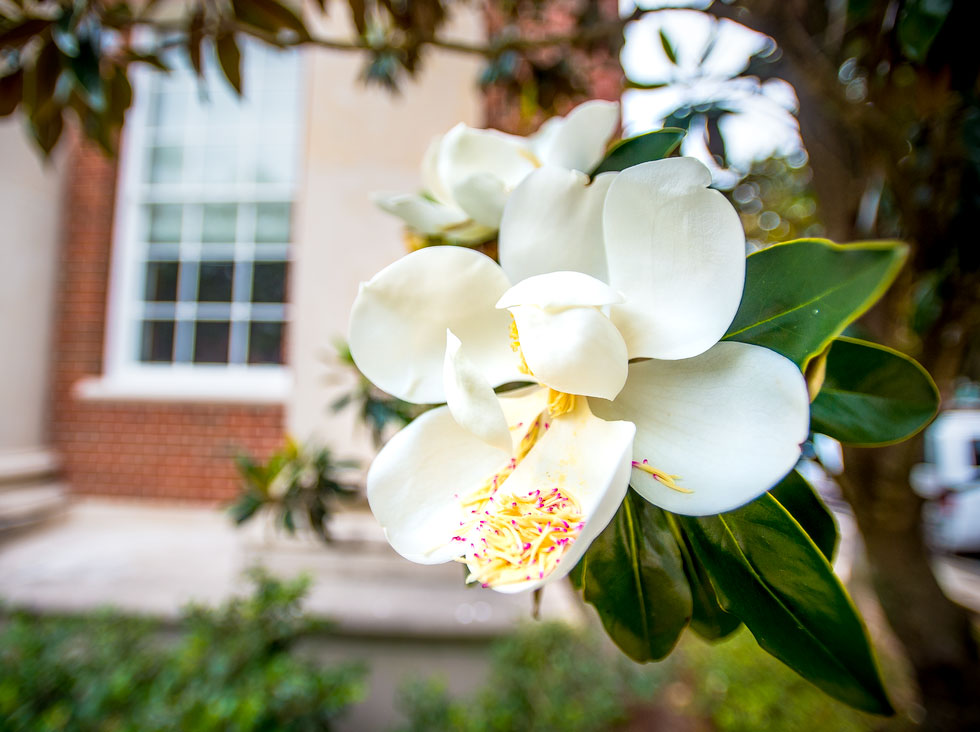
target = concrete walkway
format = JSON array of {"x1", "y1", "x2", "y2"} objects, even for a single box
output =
[{"x1": 0, "y1": 497, "x2": 583, "y2": 633}]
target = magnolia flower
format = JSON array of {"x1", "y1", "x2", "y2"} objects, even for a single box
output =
[
  {"x1": 350, "y1": 156, "x2": 810, "y2": 593},
  {"x1": 373, "y1": 100, "x2": 620, "y2": 244}
]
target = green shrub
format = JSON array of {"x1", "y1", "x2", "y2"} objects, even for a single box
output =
[
  {"x1": 0, "y1": 570, "x2": 365, "y2": 732},
  {"x1": 396, "y1": 622, "x2": 883, "y2": 732},
  {"x1": 395, "y1": 622, "x2": 634, "y2": 732}
]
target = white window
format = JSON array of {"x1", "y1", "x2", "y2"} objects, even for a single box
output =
[{"x1": 93, "y1": 41, "x2": 303, "y2": 401}]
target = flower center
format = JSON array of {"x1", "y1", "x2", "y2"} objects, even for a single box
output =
[
  {"x1": 632, "y1": 459, "x2": 692, "y2": 494},
  {"x1": 456, "y1": 484, "x2": 584, "y2": 588},
  {"x1": 453, "y1": 412, "x2": 584, "y2": 588}
]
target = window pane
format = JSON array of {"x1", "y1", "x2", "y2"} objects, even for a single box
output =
[
  {"x1": 193, "y1": 321, "x2": 230, "y2": 363},
  {"x1": 140, "y1": 320, "x2": 175, "y2": 362},
  {"x1": 203, "y1": 146, "x2": 238, "y2": 184},
  {"x1": 147, "y1": 146, "x2": 182, "y2": 183},
  {"x1": 255, "y1": 202, "x2": 291, "y2": 243},
  {"x1": 255, "y1": 145, "x2": 294, "y2": 184},
  {"x1": 248, "y1": 321, "x2": 284, "y2": 364},
  {"x1": 145, "y1": 262, "x2": 179, "y2": 302},
  {"x1": 202, "y1": 203, "x2": 237, "y2": 243},
  {"x1": 149, "y1": 91, "x2": 187, "y2": 129},
  {"x1": 147, "y1": 204, "x2": 182, "y2": 243},
  {"x1": 198, "y1": 262, "x2": 234, "y2": 302},
  {"x1": 251, "y1": 262, "x2": 286, "y2": 303}
]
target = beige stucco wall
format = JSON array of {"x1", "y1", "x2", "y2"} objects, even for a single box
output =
[
  {"x1": 0, "y1": 120, "x2": 64, "y2": 456},
  {"x1": 288, "y1": 8, "x2": 485, "y2": 465}
]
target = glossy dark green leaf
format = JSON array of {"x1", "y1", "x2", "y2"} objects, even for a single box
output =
[
  {"x1": 591, "y1": 128, "x2": 685, "y2": 175},
  {"x1": 679, "y1": 495, "x2": 892, "y2": 714},
  {"x1": 574, "y1": 490, "x2": 691, "y2": 662},
  {"x1": 67, "y1": 35, "x2": 105, "y2": 112},
  {"x1": 810, "y1": 337, "x2": 939, "y2": 446},
  {"x1": 769, "y1": 470, "x2": 837, "y2": 561},
  {"x1": 216, "y1": 32, "x2": 244, "y2": 95},
  {"x1": 668, "y1": 515, "x2": 741, "y2": 641},
  {"x1": 724, "y1": 238, "x2": 908, "y2": 368},
  {"x1": 898, "y1": 0, "x2": 952, "y2": 62}
]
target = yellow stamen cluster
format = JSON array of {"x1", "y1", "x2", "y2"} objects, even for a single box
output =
[
  {"x1": 508, "y1": 317, "x2": 532, "y2": 376},
  {"x1": 456, "y1": 485, "x2": 584, "y2": 588},
  {"x1": 547, "y1": 389, "x2": 576, "y2": 417},
  {"x1": 632, "y1": 460, "x2": 692, "y2": 493}
]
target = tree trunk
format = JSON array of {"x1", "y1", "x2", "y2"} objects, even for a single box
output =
[{"x1": 706, "y1": 1, "x2": 980, "y2": 725}]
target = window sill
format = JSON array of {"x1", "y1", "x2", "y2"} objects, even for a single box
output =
[{"x1": 74, "y1": 371, "x2": 291, "y2": 405}]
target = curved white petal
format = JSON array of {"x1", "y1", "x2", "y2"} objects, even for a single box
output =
[
  {"x1": 444, "y1": 330, "x2": 512, "y2": 454},
  {"x1": 367, "y1": 405, "x2": 510, "y2": 564},
  {"x1": 511, "y1": 305, "x2": 628, "y2": 400},
  {"x1": 420, "y1": 134, "x2": 453, "y2": 206},
  {"x1": 603, "y1": 158, "x2": 746, "y2": 360},
  {"x1": 372, "y1": 192, "x2": 468, "y2": 235},
  {"x1": 531, "y1": 100, "x2": 620, "y2": 172},
  {"x1": 451, "y1": 172, "x2": 510, "y2": 228},
  {"x1": 349, "y1": 247, "x2": 521, "y2": 403},
  {"x1": 497, "y1": 270, "x2": 623, "y2": 310},
  {"x1": 590, "y1": 341, "x2": 810, "y2": 516},
  {"x1": 488, "y1": 399, "x2": 635, "y2": 594},
  {"x1": 498, "y1": 167, "x2": 615, "y2": 283},
  {"x1": 438, "y1": 124, "x2": 537, "y2": 199}
]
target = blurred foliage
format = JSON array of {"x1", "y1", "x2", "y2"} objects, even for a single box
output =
[
  {"x1": 0, "y1": 0, "x2": 634, "y2": 155},
  {"x1": 395, "y1": 621, "x2": 634, "y2": 732},
  {"x1": 230, "y1": 438, "x2": 359, "y2": 542},
  {"x1": 0, "y1": 569, "x2": 365, "y2": 731},
  {"x1": 726, "y1": 156, "x2": 824, "y2": 250},
  {"x1": 331, "y1": 340, "x2": 429, "y2": 448},
  {"x1": 395, "y1": 621, "x2": 884, "y2": 732}
]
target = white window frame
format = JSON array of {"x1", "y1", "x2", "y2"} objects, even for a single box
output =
[{"x1": 80, "y1": 43, "x2": 307, "y2": 404}]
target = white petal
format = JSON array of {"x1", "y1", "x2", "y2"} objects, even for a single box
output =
[
  {"x1": 498, "y1": 167, "x2": 615, "y2": 283},
  {"x1": 488, "y1": 399, "x2": 636, "y2": 593},
  {"x1": 444, "y1": 330, "x2": 512, "y2": 454},
  {"x1": 451, "y1": 172, "x2": 510, "y2": 228},
  {"x1": 367, "y1": 405, "x2": 509, "y2": 564},
  {"x1": 590, "y1": 341, "x2": 810, "y2": 516},
  {"x1": 420, "y1": 134, "x2": 453, "y2": 205},
  {"x1": 438, "y1": 123, "x2": 537, "y2": 199},
  {"x1": 496, "y1": 271, "x2": 623, "y2": 310},
  {"x1": 372, "y1": 192, "x2": 468, "y2": 235},
  {"x1": 603, "y1": 157, "x2": 746, "y2": 360},
  {"x1": 511, "y1": 305, "x2": 628, "y2": 400},
  {"x1": 349, "y1": 247, "x2": 521, "y2": 403},
  {"x1": 531, "y1": 100, "x2": 620, "y2": 172}
]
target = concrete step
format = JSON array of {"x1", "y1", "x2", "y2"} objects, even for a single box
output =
[{"x1": 0, "y1": 483, "x2": 69, "y2": 534}]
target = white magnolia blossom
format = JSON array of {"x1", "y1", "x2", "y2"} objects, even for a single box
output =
[
  {"x1": 372, "y1": 100, "x2": 620, "y2": 243},
  {"x1": 350, "y1": 155, "x2": 810, "y2": 593}
]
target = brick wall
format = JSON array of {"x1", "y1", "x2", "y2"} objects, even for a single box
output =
[
  {"x1": 483, "y1": 0, "x2": 624, "y2": 134},
  {"x1": 49, "y1": 140, "x2": 284, "y2": 503}
]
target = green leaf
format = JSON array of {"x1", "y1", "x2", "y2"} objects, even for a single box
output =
[
  {"x1": 769, "y1": 470, "x2": 838, "y2": 562},
  {"x1": 678, "y1": 495, "x2": 893, "y2": 715},
  {"x1": 810, "y1": 336, "x2": 939, "y2": 446},
  {"x1": 232, "y1": 0, "x2": 311, "y2": 41},
  {"x1": 216, "y1": 32, "x2": 244, "y2": 95},
  {"x1": 591, "y1": 128, "x2": 684, "y2": 175},
  {"x1": 898, "y1": 0, "x2": 952, "y2": 62},
  {"x1": 659, "y1": 29, "x2": 679, "y2": 65},
  {"x1": 574, "y1": 490, "x2": 691, "y2": 662},
  {"x1": 667, "y1": 514, "x2": 741, "y2": 641},
  {"x1": 724, "y1": 238, "x2": 908, "y2": 368},
  {"x1": 0, "y1": 70, "x2": 23, "y2": 117}
]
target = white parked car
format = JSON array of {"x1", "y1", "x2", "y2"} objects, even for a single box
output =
[{"x1": 910, "y1": 408, "x2": 980, "y2": 553}]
